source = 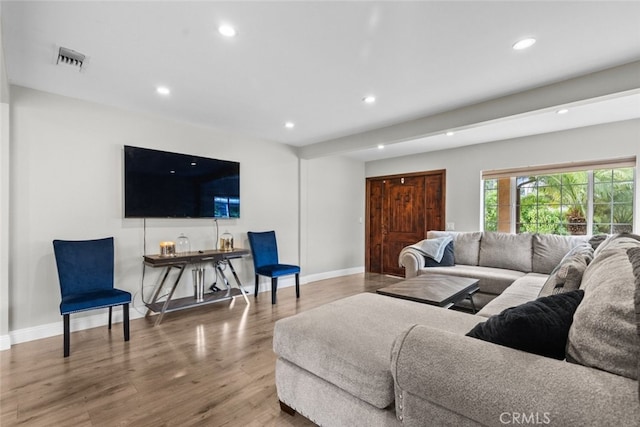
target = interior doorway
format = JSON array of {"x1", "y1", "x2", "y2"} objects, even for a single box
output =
[{"x1": 366, "y1": 170, "x2": 446, "y2": 276}]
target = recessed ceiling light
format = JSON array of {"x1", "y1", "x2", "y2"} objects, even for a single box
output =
[
  {"x1": 377, "y1": 144, "x2": 384, "y2": 150},
  {"x1": 363, "y1": 95, "x2": 376, "y2": 104},
  {"x1": 218, "y1": 25, "x2": 237, "y2": 38},
  {"x1": 170, "y1": 170, "x2": 176, "y2": 174},
  {"x1": 156, "y1": 86, "x2": 170, "y2": 95},
  {"x1": 285, "y1": 122, "x2": 295, "y2": 129},
  {"x1": 512, "y1": 38, "x2": 536, "y2": 50},
  {"x1": 191, "y1": 162, "x2": 197, "y2": 166},
  {"x1": 446, "y1": 131, "x2": 455, "y2": 136},
  {"x1": 556, "y1": 108, "x2": 569, "y2": 115}
]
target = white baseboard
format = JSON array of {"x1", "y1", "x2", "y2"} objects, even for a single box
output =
[
  {"x1": 7, "y1": 307, "x2": 147, "y2": 347},
  {"x1": 0, "y1": 334, "x2": 10, "y2": 351},
  {"x1": 301, "y1": 267, "x2": 365, "y2": 284},
  {"x1": 253, "y1": 266, "x2": 364, "y2": 293},
  {"x1": 4, "y1": 267, "x2": 365, "y2": 348}
]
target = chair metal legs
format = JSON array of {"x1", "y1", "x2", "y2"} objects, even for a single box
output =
[
  {"x1": 253, "y1": 275, "x2": 277, "y2": 303},
  {"x1": 295, "y1": 274, "x2": 300, "y2": 299},
  {"x1": 271, "y1": 277, "x2": 278, "y2": 304},
  {"x1": 123, "y1": 304, "x2": 130, "y2": 342},
  {"x1": 254, "y1": 275, "x2": 260, "y2": 297},
  {"x1": 63, "y1": 314, "x2": 70, "y2": 357},
  {"x1": 254, "y1": 275, "x2": 300, "y2": 304},
  {"x1": 62, "y1": 304, "x2": 130, "y2": 357}
]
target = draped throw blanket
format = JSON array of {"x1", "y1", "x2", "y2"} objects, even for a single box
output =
[{"x1": 398, "y1": 236, "x2": 453, "y2": 267}]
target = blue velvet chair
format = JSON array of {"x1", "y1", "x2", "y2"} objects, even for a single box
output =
[
  {"x1": 53, "y1": 237, "x2": 131, "y2": 357},
  {"x1": 247, "y1": 231, "x2": 300, "y2": 304}
]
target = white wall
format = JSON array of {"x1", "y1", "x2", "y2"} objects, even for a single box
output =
[
  {"x1": 366, "y1": 119, "x2": 640, "y2": 233},
  {"x1": 0, "y1": 4, "x2": 10, "y2": 349},
  {"x1": 8, "y1": 86, "x2": 301, "y2": 336},
  {"x1": 9, "y1": 85, "x2": 637, "y2": 347},
  {"x1": 300, "y1": 156, "x2": 365, "y2": 279}
]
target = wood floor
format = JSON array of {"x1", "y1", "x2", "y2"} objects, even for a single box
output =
[{"x1": 0, "y1": 273, "x2": 401, "y2": 427}]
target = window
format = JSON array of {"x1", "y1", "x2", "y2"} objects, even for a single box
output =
[
  {"x1": 593, "y1": 168, "x2": 634, "y2": 234},
  {"x1": 483, "y1": 179, "x2": 498, "y2": 232},
  {"x1": 482, "y1": 158, "x2": 635, "y2": 236}
]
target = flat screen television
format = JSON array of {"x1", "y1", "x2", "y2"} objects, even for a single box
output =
[{"x1": 124, "y1": 145, "x2": 240, "y2": 218}]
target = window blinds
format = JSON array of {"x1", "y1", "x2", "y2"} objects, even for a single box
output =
[{"x1": 482, "y1": 156, "x2": 636, "y2": 180}]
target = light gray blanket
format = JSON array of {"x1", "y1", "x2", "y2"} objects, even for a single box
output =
[{"x1": 398, "y1": 236, "x2": 453, "y2": 267}]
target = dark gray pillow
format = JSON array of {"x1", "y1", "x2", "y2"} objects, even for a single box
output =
[
  {"x1": 589, "y1": 234, "x2": 608, "y2": 251},
  {"x1": 424, "y1": 241, "x2": 454, "y2": 267},
  {"x1": 467, "y1": 290, "x2": 584, "y2": 360}
]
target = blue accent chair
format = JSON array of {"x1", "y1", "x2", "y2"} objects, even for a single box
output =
[
  {"x1": 53, "y1": 237, "x2": 131, "y2": 357},
  {"x1": 247, "y1": 231, "x2": 300, "y2": 304}
]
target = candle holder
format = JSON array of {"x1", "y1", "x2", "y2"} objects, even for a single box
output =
[
  {"x1": 159, "y1": 241, "x2": 176, "y2": 257},
  {"x1": 219, "y1": 232, "x2": 234, "y2": 251},
  {"x1": 176, "y1": 234, "x2": 190, "y2": 254}
]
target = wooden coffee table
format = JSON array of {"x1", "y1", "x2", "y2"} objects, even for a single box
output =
[{"x1": 376, "y1": 274, "x2": 480, "y2": 313}]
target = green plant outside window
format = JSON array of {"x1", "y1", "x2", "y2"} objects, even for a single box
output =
[{"x1": 482, "y1": 167, "x2": 635, "y2": 235}]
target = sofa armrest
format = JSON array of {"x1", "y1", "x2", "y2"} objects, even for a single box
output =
[
  {"x1": 391, "y1": 324, "x2": 639, "y2": 426},
  {"x1": 399, "y1": 249, "x2": 421, "y2": 279}
]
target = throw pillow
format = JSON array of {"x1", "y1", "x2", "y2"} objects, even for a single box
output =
[
  {"x1": 566, "y1": 235, "x2": 639, "y2": 380},
  {"x1": 588, "y1": 234, "x2": 608, "y2": 251},
  {"x1": 625, "y1": 247, "x2": 640, "y2": 401},
  {"x1": 424, "y1": 241, "x2": 454, "y2": 267},
  {"x1": 563, "y1": 241, "x2": 595, "y2": 264},
  {"x1": 466, "y1": 290, "x2": 584, "y2": 360},
  {"x1": 538, "y1": 252, "x2": 589, "y2": 297},
  {"x1": 593, "y1": 232, "x2": 640, "y2": 258},
  {"x1": 427, "y1": 231, "x2": 482, "y2": 266}
]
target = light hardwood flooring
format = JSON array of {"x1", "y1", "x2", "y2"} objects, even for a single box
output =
[{"x1": 0, "y1": 273, "x2": 401, "y2": 427}]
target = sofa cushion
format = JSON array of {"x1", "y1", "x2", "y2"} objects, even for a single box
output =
[
  {"x1": 567, "y1": 234, "x2": 640, "y2": 380},
  {"x1": 477, "y1": 273, "x2": 548, "y2": 318},
  {"x1": 532, "y1": 233, "x2": 590, "y2": 274},
  {"x1": 479, "y1": 232, "x2": 533, "y2": 272},
  {"x1": 273, "y1": 292, "x2": 482, "y2": 409},
  {"x1": 538, "y1": 252, "x2": 589, "y2": 298},
  {"x1": 424, "y1": 241, "x2": 455, "y2": 267},
  {"x1": 625, "y1": 247, "x2": 640, "y2": 399},
  {"x1": 427, "y1": 231, "x2": 482, "y2": 266},
  {"x1": 418, "y1": 265, "x2": 525, "y2": 295},
  {"x1": 467, "y1": 290, "x2": 584, "y2": 360}
]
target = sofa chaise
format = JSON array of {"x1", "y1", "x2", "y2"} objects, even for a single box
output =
[{"x1": 273, "y1": 233, "x2": 640, "y2": 426}]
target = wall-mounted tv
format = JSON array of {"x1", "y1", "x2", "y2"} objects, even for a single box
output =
[{"x1": 124, "y1": 145, "x2": 240, "y2": 218}]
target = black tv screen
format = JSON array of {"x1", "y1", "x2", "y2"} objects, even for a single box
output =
[{"x1": 124, "y1": 145, "x2": 240, "y2": 218}]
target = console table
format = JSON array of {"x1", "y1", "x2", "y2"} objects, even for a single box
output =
[{"x1": 143, "y1": 248, "x2": 250, "y2": 325}]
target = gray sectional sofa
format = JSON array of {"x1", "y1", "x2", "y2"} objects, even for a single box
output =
[
  {"x1": 399, "y1": 231, "x2": 590, "y2": 311},
  {"x1": 273, "y1": 232, "x2": 640, "y2": 426}
]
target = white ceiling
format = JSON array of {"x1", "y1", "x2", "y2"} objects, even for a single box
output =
[
  {"x1": 2, "y1": 1, "x2": 640, "y2": 161},
  {"x1": 347, "y1": 91, "x2": 640, "y2": 161}
]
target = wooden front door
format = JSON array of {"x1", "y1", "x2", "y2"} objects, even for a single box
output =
[{"x1": 366, "y1": 170, "x2": 445, "y2": 276}]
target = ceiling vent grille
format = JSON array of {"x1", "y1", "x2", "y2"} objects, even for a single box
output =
[{"x1": 57, "y1": 47, "x2": 86, "y2": 70}]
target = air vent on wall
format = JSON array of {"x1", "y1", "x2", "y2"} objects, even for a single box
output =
[{"x1": 56, "y1": 47, "x2": 86, "y2": 70}]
